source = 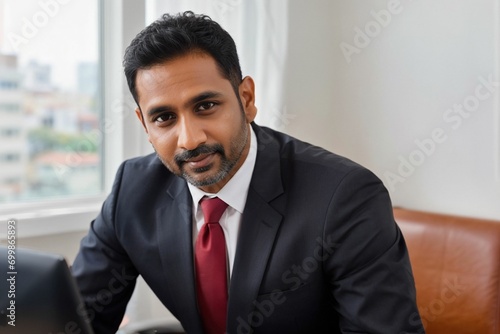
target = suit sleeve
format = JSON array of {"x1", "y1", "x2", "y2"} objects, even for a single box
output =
[
  {"x1": 72, "y1": 161, "x2": 139, "y2": 334},
  {"x1": 323, "y1": 167, "x2": 425, "y2": 333}
]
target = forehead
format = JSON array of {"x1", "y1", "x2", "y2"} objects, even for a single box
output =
[{"x1": 135, "y1": 53, "x2": 232, "y2": 107}]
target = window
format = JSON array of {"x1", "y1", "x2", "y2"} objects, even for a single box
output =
[
  {"x1": 0, "y1": 0, "x2": 148, "y2": 239},
  {"x1": 0, "y1": 80, "x2": 18, "y2": 89},
  {"x1": 0, "y1": 153, "x2": 21, "y2": 162},
  {"x1": 0, "y1": 0, "x2": 102, "y2": 203},
  {"x1": 0, "y1": 128, "x2": 21, "y2": 137},
  {"x1": 0, "y1": 103, "x2": 20, "y2": 112}
]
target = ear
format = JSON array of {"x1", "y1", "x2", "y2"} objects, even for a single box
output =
[
  {"x1": 135, "y1": 107, "x2": 150, "y2": 137},
  {"x1": 239, "y1": 76, "x2": 257, "y2": 123}
]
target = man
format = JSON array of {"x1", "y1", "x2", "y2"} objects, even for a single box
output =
[{"x1": 72, "y1": 11, "x2": 425, "y2": 334}]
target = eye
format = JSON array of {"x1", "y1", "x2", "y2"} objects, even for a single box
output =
[
  {"x1": 197, "y1": 102, "x2": 216, "y2": 112},
  {"x1": 154, "y1": 113, "x2": 176, "y2": 125}
]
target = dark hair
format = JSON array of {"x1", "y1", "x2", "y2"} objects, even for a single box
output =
[{"x1": 123, "y1": 11, "x2": 243, "y2": 105}]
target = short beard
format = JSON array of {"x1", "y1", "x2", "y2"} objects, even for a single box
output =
[
  {"x1": 178, "y1": 143, "x2": 229, "y2": 187},
  {"x1": 154, "y1": 124, "x2": 249, "y2": 188}
]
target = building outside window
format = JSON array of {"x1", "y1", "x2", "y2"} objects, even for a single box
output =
[{"x1": 0, "y1": 0, "x2": 102, "y2": 203}]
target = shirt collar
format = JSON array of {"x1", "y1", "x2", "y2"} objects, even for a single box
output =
[{"x1": 188, "y1": 126, "x2": 257, "y2": 214}]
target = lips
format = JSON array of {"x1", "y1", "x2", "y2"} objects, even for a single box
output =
[
  {"x1": 184, "y1": 152, "x2": 215, "y2": 169},
  {"x1": 175, "y1": 144, "x2": 225, "y2": 171}
]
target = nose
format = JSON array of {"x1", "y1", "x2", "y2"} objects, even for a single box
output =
[{"x1": 177, "y1": 115, "x2": 207, "y2": 151}]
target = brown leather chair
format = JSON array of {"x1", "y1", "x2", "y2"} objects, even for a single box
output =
[{"x1": 394, "y1": 207, "x2": 500, "y2": 334}]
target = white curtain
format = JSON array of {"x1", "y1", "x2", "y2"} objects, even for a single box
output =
[{"x1": 146, "y1": 0, "x2": 289, "y2": 130}]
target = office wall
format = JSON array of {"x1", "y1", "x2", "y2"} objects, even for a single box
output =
[{"x1": 283, "y1": 0, "x2": 500, "y2": 220}]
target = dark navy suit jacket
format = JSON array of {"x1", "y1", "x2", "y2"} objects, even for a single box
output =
[{"x1": 72, "y1": 123, "x2": 424, "y2": 334}]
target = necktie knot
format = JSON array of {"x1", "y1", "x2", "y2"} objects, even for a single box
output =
[{"x1": 200, "y1": 197, "x2": 228, "y2": 224}]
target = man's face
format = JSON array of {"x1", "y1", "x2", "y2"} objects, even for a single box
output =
[{"x1": 134, "y1": 53, "x2": 257, "y2": 193}]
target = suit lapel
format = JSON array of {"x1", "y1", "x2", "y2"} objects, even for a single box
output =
[
  {"x1": 156, "y1": 176, "x2": 204, "y2": 333},
  {"x1": 227, "y1": 124, "x2": 284, "y2": 332}
]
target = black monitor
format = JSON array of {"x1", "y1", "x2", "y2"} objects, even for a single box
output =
[{"x1": 0, "y1": 246, "x2": 94, "y2": 334}]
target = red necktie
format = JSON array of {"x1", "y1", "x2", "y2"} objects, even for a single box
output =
[{"x1": 195, "y1": 197, "x2": 229, "y2": 334}]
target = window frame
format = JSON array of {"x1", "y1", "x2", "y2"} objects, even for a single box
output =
[{"x1": 0, "y1": 0, "x2": 149, "y2": 239}]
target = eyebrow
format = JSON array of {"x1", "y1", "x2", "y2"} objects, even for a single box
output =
[
  {"x1": 146, "y1": 91, "x2": 224, "y2": 118},
  {"x1": 190, "y1": 91, "x2": 224, "y2": 106}
]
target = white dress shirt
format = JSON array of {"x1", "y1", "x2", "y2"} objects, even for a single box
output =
[{"x1": 188, "y1": 127, "x2": 257, "y2": 278}]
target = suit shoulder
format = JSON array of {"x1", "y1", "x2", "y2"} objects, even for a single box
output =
[
  {"x1": 258, "y1": 125, "x2": 368, "y2": 176},
  {"x1": 121, "y1": 153, "x2": 163, "y2": 171},
  {"x1": 112, "y1": 153, "x2": 179, "y2": 197}
]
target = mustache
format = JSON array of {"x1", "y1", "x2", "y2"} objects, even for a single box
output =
[{"x1": 174, "y1": 144, "x2": 225, "y2": 167}]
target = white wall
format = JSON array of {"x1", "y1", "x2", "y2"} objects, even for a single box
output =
[{"x1": 283, "y1": 0, "x2": 500, "y2": 220}]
